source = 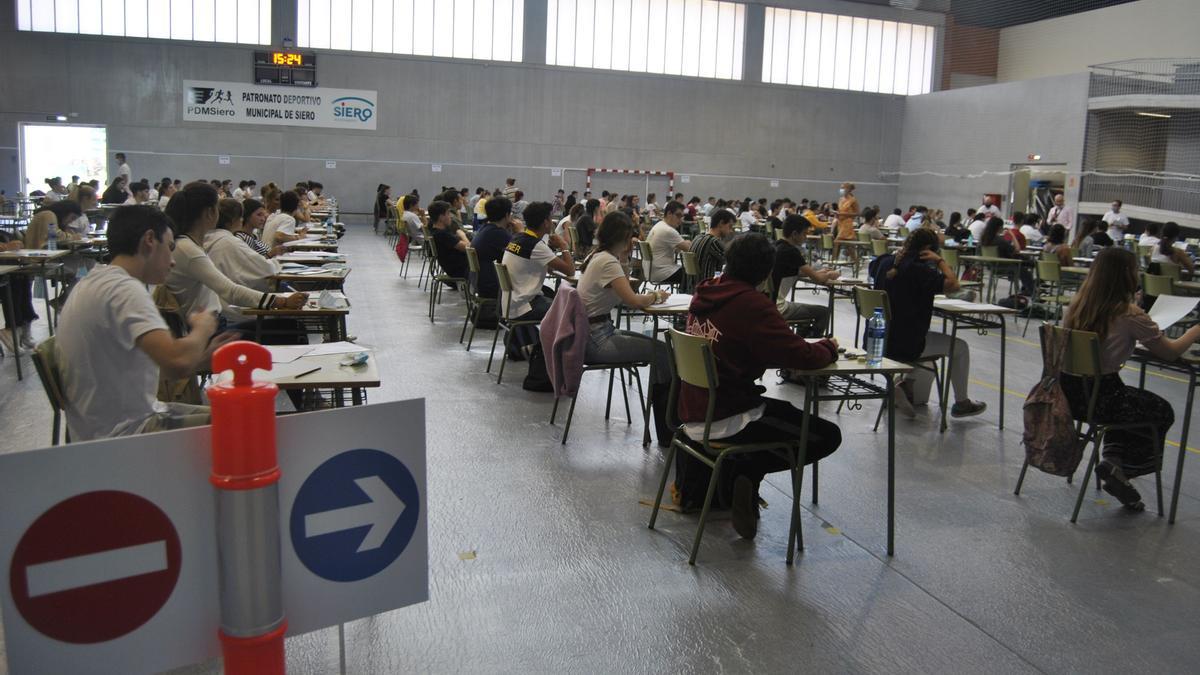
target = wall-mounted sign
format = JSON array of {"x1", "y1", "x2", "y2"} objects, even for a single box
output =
[
  {"x1": 218, "y1": 155, "x2": 231, "y2": 165},
  {"x1": 680, "y1": 175, "x2": 691, "y2": 184},
  {"x1": 431, "y1": 164, "x2": 442, "y2": 173},
  {"x1": 326, "y1": 160, "x2": 337, "y2": 169},
  {"x1": 183, "y1": 80, "x2": 378, "y2": 131},
  {"x1": 551, "y1": 169, "x2": 562, "y2": 177},
  {"x1": 770, "y1": 179, "x2": 780, "y2": 188}
]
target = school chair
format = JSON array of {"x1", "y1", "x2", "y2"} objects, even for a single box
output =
[
  {"x1": 1022, "y1": 260, "x2": 1072, "y2": 337},
  {"x1": 461, "y1": 247, "x2": 496, "y2": 351},
  {"x1": 852, "y1": 287, "x2": 944, "y2": 431},
  {"x1": 31, "y1": 337, "x2": 70, "y2": 445},
  {"x1": 426, "y1": 233, "x2": 466, "y2": 323},
  {"x1": 681, "y1": 250, "x2": 699, "y2": 292},
  {"x1": 549, "y1": 360, "x2": 649, "y2": 445},
  {"x1": 488, "y1": 263, "x2": 544, "y2": 384}
]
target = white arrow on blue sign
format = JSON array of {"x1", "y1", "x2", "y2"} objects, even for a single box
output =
[{"x1": 289, "y1": 448, "x2": 420, "y2": 583}]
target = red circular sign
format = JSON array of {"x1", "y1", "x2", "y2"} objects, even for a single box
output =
[{"x1": 9, "y1": 491, "x2": 181, "y2": 644}]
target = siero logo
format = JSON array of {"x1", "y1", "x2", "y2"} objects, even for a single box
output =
[{"x1": 332, "y1": 96, "x2": 375, "y2": 123}]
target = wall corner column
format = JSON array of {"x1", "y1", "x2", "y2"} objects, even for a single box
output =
[
  {"x1": 743, "y1": 3, "x2": 765, "y2": 83},
  {"x1": 273, "y1": 0, "x2": 296, "y2": 47},
  {"x1": 524, "y1": 0, "x2": 548, "y2": 66}
]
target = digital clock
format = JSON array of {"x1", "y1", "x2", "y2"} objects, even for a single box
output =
[{"x1": 253, "y1": 51, "x2": 317, "y2": 87}]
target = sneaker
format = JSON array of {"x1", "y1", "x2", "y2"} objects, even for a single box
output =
[
  {"x1": 1095, "y1": 461, "x2": 1145, "y2": 511},
  {"x1": 731, "y1": 475, "x2": 759, "y2": 540},
  {"x1": 950, "y1": 400, "x2": 988, "y2": 418},
  {"x1": 893, "y1": 377, "x2": 916, "y2": 418},
  {"x1": 19, "y1": 327, "x2": 36, "y2": 349},
  {"x1": 0, "y1": 329, "x2": 14, "y2": 355}
]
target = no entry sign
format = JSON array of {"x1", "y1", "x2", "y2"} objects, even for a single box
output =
[{"x1": 10, "y1": 491, "x2": 182, "y2": 644}]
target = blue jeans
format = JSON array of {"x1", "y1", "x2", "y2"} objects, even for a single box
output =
[{"x1": 585, "y1": 321, "x2": 671, "y2": 385}]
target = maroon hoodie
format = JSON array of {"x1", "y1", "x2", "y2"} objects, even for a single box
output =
[{"x1": 679, "y1": 277, "x2": 838, "y2": 424}]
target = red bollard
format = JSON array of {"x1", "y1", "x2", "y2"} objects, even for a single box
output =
[{"x1": 207, "y1": 341, "x2": 287, "y2": 675}]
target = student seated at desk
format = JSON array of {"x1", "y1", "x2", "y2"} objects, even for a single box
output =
[
  {"x1": 689, "y1": 209, "x2": 734, "y2": 281},
  {"x1": 980, "y1": 216, "x2": 1034, "y2": 296},
  {"x1": 123, "y1": 181, "x2": 152, "y2": 206},
  {"x1": 55, "y1": 206, "x2": 239, "y2": 441},
  {"x1": 770, "y1": 214, "x2": 836, "y2": 337},
  {"x1": 204, "y1": 199, "x2": 280, "y2": 295},
  {"x1": 400, "y1": 195, "x2": 425, "y2": 245},
  {"x1": 236, "y1": 199, "x2": 276, "y2": 257},
  {"x1": 1044, "y1": 224, "x2": 1072, "y2": 266},
  {"x1": 501, "y1": 201, "x2": 574, "y2": 351},
  {"x1": 944, "y1": 211, "x2": 969, "y2": 244},
  {"x1": 261, "y1": 191, "x2": 308, "y2": 247},
  {"x1": 577, "y1": 211, "x2": 673, "y2": 445},
  {"x1": 1150, "y1": 222, "x2": 1194, "y2": 275},
  {"x1": 428, "y1": 199, "x2": 469, "y2": 282},
  {"x1": 679, "y1": 233, "x2": 843, "y2": 538},
  {"x1": 1061, "y1": 247, "x2": 1200, "y2": 510},
  {"x1": 858, "y1": 207, "x2": 886, "y2": 240},
  {"x1": 871, "y1": 229, "x2": 988, "y2": 419},
  {"x1": 0, "y1": 231, "x2": 38, "y2": 352},
  {"x1": 101, "y1": 176, "x2": 128, "y2": 205},
  {"x1": 1072, "y1": 218, "x2": 1112, "y2": 258},
  {"x1": 646, "y1": 200, "x2": 691, "y2": 285},
  {"x1": 163, "y1": 183, "x2": 305, "y2": 322},
  {"x1": 471, "y1": 196, "x2": 516, "y2": 301}
]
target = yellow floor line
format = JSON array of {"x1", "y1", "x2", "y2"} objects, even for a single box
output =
[
  {"x1": 967, "y1": 378, "x2": 1200, "y2": 455},
  {"x1": 972, "y1": 331, "x2": 1192, "y2": 385}
]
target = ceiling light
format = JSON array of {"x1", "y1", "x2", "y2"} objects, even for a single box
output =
[{"x1": 1137, "y1": 112, "x2": 1172, "y2": 119}]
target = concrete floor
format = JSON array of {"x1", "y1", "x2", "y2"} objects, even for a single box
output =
[{"x1": 2, "y1": 224, "x2": 1199, "y2": 674}]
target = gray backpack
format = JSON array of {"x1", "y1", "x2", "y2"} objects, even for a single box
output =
[{"x1": 1022, "y1": 324, "x2": 1083, "y2": 476}]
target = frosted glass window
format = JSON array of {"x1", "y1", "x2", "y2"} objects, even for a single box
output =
[
  {"x1": 548, "y1": 0, "x2": 744, "y2": 80},
  {"x1": 761, "y1": 7, "x2": 935, "y2": 95},
  {"x1": 298, "y1": 0, "x2": 523, "y2": 62},
  {"x1": 17, "y1": 0, "x2": 268, "y2": 43}
]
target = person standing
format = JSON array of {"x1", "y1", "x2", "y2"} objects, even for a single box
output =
[
  {"x1": 1047, "y1": 193, "x2": 1075, "y2": 234},
  {"x1": 1102, "y1": 199, "x2": 1131, "y2": 243},
  {"x1": 833, "y1": 182, "x2": 860, "y2": 262},
  {"x1": 115, "y1": 152, "x2": 132, "y2": 183}
]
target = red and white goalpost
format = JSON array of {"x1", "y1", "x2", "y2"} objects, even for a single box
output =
[{"x1": 585, "y1": 167, "x2": 676, "y2": 196}]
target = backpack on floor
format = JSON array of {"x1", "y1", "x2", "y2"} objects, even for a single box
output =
[
  {"x1": 522, "y1": 344, "x2": 553, "y2": 392},
  {"x1": 1022, "y1": 324, "x2": 1083, "y2": 476}
]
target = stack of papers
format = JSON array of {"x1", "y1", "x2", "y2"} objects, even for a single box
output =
[
  {"x1": 1148, "y1": 295, "x2": 1199, "y2": 330},
  {"x1": 658, "y1": 293, "x2": 693, "y2": 309}
]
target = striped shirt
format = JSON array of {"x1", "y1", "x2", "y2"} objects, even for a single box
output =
[
  {"x1": 235, "y1": 230, "x2": 271, "y2": 257},
  {"x1": 691, "y1": 232, "x2": 726, "y2": 281}
]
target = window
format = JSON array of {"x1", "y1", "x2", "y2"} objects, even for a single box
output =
[
  {"x1": 761, "y1": 7, "x2": 935, "y2": 95},
  {"x1": 297, "y1": 0, "x2": 525, "y2": 63},
  {"x1": 546, "y1": 0, "x2": 745, "y2": 81},
  {"x1": 15, "y1": 0, "x2": 270, "y2": 45}
]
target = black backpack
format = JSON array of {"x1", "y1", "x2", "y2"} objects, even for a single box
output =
[{"x1": 522, "y1": 343, "x2": 553, "y2": 392}]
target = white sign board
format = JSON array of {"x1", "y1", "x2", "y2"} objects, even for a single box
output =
[
  {"x1": 0, "y1": 400, "x2": 427, "y2": 674},
  {"x1": 218, "y1": 155, "x2": 231, "y2": 165},
  {"x1": 770, "y1": 179, "x2": 780, "y2": 188},
  {"x1": 551, "y1": 168, "x2": 562, "y2": 177},
  {"x1": 680, "y1": 175, "x2": 691, "y2": 184},
  {"x1": 431, "y1": 164, "x2": 442, "y2": 173},
  {"x1": 325, "y1": 160, "x2": 337, "y2": 169},
  {"x1": 183, "y1": 80, "x2": 379, "y2": 131}
]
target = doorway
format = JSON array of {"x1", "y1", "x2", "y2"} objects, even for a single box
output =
[
  {"x1": 18, "y1": 123, "x2": 108, "y2": 197},
  {"x1": 1009, "y1": 163, "x2": 1067, "y2": 220}
]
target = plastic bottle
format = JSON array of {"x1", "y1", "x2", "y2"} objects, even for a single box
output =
[
  {"x1": 866, "y1": 308, "x2": 886, "y2": 366},
  {"x1": 966, "y1": 233, "x2": 975, "y2": 248},
  {"x1": 46, "y1": 222, "x2": 57, "y2": 251}
]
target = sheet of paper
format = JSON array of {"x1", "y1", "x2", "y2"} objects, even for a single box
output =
[
  {"x1": 265, "y1": 345, "x2": 315, "y2": 363},
  {"x1": 216, "y1": 360, "x2": 318, "y2": 383},
  {"x1": 303, "y1": 341, "x2": 366, "y2": 357},
  {"x1": 658, "y1": 293, "x2": 693, "y2": 308},
  {"x1": 1148, "y1": 295, "x2": 1199, "y2": 330}
]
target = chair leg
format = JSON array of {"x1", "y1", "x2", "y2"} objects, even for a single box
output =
[
  {"x1": 649, "y1": 441, "x2": 678, "y2": 530},
  {"x1": 1156, "y1": 469, "x2": 1164, "y2": 516},
  {"x1": 872, "y1": 400, "x2": 886, "y2": 433},
  {"x1": 486, "y1": 323, "x2": 502, "y2": 373},
  {"x1": 1014, "y1": 459, "x2": 1031, "y2": 495},
  {"x1": 459, "y1": 305, "x2": 471, "y2": 344},
  {"x1": 1071, "y1": 441, "x2": 1102, "y2": 523},
  {"x1": 811, "y1": 460, "x2": 818, "y2": 505},
  {"x1": 689, "y1": 457, "x2": 726, "y2": 565},
  {"x1": 52, "y1": 410, "x2": 60, "y2": 446},
  {"x1": 550, "y1": 396, "x2": 560, "y2": 424},
  {"x1": 605, "y1": 369, "x2": 615, "y2": 420},
  {"x1": 620, "y1": 369, "x2": 632, "y2": 424},
  {"x1": 497, "y1": 326, "x2": 512, "y2": 384},
  {"x1": 466, "y1": 315, "x2": 479, "y2": 351},
  {"x1": 561, "y1": 392, "x2": 580, "y2": 444}
]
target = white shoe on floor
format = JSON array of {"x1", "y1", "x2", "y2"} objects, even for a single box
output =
[
  {"x1": 893, "y1": 377, "x2": 917, "y2": 419},
  {"x1": 0, "y1": 329, "x2": 14, "y2": 355},
  {"x1": 19, "y1": 327, "x2": 36, "y2": 349}
]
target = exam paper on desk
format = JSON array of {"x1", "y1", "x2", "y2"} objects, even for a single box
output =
[{"x1": 1148, "y1": 295, "x2": 1200, "y2": 330}]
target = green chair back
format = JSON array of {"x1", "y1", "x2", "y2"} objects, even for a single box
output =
[
  {"x1": 821, "y1": 234, "x2": 834, "y2": 249},
  {"x1": 1036, "y1": 260, "x2": 1061, "y2": 284},
  {"x1": 942, "y1": 248, "x2": 959, "y2": 270},
  {"x1": 1138, "y1": 244, "x2": 1154, "y2": 260},
  {"x1": 1157, "y1": 261, "x2": 1182, "y2": 281},
  {"x1": 638, "y1": 240, "x2": 654, "y2": 280},
  {"x1": 31, "y1": 336, "x2": 68, "y2": 444},
  {"x1": 981, "y1": 245, "x2": 999, "y2": 258},
  {"x1": 1042, "y1": 249, "x2": 1059, "y2": 262},
  {"x1": 853, "y1": 286, "x2": 891, "y2": 321},
  {"x1": 495, "y1": 261, "x2": 515, "y2": 293},
  {"x1": 1051, "y1": 326, "x2": 1102, "y2": 378},
  {"x1": 1142, "y1": 272, "x2": 1175, "y2": 297},
  {"x1": 682, "y1": 250, "x2": 699, "y2": 276},
  {"x1": 871, "y1": 238, "x2": 887, "y2": 256},
  {"x1": 466, "y1": 246, "x2": 481, "y2": 274},
  {"x1": 667, "y1": 328, "x2": 716, "y2": 390},
  {"x1": 858, "y1": 230, "x2": 872, "y2": 243}
]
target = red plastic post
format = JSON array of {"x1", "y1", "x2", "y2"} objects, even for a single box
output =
[{"x1": 207, "y1": 341, "x2": 287, "y2": 675}]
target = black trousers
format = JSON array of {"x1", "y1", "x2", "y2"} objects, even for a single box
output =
[
  {"x1": 1060, "y1": 373, "x2": 1173, "y2": 478},
  {"x1": 1, "y1": 275, "x2": 37, "y2": 329}
]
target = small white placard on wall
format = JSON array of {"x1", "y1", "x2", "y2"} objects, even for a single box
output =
[
  {"x1": 218, "y1": 155, "x2": 230, "y2": 165},
  {"x1": 770, "y1": 179, "x2": 779, "y2": 188},
  {"x1": 325, "y1": 160, "x2": 337, "y2": 169},
  {"x1": 551, "y1": 169, "x2": 562, "y2": 177},
  {"x1": 680, "y1": 175, "x2": 691, "y2": 184},
  {"x1": 431, "y1": 164, "x2": 442, "y2": 173}
]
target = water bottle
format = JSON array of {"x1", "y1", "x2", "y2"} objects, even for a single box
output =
[
  {"x1": 966, "y1": 233, "x2": 975, "y2": 248},
  {"x1": 46, "y1": 222, "x2": 57, "y2": 251},
  {"x1": 866, "y1": 308, "x2": 886, "y2": 366}
]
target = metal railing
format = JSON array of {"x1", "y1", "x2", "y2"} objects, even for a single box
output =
[{"x1": 1089, "y1": 58, "x2": 1200, "y2": 98}]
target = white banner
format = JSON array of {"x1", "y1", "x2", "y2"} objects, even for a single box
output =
[{"x1": 183, "y1": 80, "x2": 378, "y2": 130}]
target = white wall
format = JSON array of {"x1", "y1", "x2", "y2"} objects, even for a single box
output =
[
  {"x1": 897, "y1": 72, "x2": 1090, "y2": 215},
  {"x1": 997, "y1": 0, "x2": 1200, "y2": 82}
]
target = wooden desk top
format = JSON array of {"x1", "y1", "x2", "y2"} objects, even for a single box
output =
[
  {"x1": 0, "y1": 249, "x2": 71, "y2": 264},
  {"x1": 64, "y1": 237, "x2": 107, "y2": 249},
  {"x1": 221, "y1": 351, "x2": 380, "y2": 390},
  {"x1": 793, "y1": 355, "x2": 913, "y2": 376}
]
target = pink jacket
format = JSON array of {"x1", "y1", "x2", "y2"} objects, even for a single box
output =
[{"x1": 540, "y1": 285, "x2": 589, "y2": 397}]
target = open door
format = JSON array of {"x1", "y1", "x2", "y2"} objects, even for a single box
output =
[{"x1": 19, "y1": 123, "x2": 108, "y2": 196}]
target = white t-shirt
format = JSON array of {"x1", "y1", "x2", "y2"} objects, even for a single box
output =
[
  {"x1": 968, "y1": 219, "x2": 988, "y2": 241},
  {"x1": 164, "y1": 235, "x2": 272, "y2": 317},
  {"x1": 554, "y1": 216, "x2": 572, "y2": 237},
  {"x1": 500, "y1": 234, "x2": 557, "y2": 317},
  {"x1": 158, "y1": 195, "x2": 171, "y2": 210},
  {"x1": 401, "y1": 211, "x2": 423, "y2": 241},
  {"x1": 738, "y1": 211, "x2": 757, "y2": 230},
  {"x1": 578, "y1": 251, "x2": 628, "y2": 318},
  {"x1": 882, "y1": 213, "x2": 905, "y2": 230},
  {"x1": 118, "y1": 162, "x2": 132, "y2": 181},
  {"x1": 979, "y1": 204, "x2": 1001, "y2": 218},
  {"x1": 56, "y1": 265, "x2": 169, "y2": 441},
  {"x1": 646, "y1": 221, "x2": 683, "y2": 282},
  {"x1": 1139, "y1": 234, "x2": 1160, "y2": 248},
  {"x1": 1020, "y1": 225, "x2": 1045, "y2": 244},
  {"x1": 233, "y1": 188, "x2": 247, "y2": 200},
  {"x1": 1102, "y1": 211, "x2": 1130, "y2": 241},
  {"x1": 262, "y1": 212, "x2": 298, "y2": 246}
]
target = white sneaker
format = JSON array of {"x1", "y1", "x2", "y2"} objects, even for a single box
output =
[
  {"x1": 0, "y1": 329, "x2": 14, "y2": 355},
  {"x1": 19, "y1": 327, "x2": 36, "y2": 349},
  {"x1": 893, "y1": 377, "x2": 917, "y2": 419}
]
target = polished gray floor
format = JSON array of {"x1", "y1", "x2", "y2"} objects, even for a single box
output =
[{"x1": 1, "y1": 225, "x2": 1198, "y2": 674}]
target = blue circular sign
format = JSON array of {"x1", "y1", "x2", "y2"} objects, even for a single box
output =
[{"x1": 290, "y1": 448, "x2": 420, "y2": 582}]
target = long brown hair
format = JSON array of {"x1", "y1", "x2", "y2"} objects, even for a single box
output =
[
  {"x1": 887, "y1": 228, "x2": 939, "y2": 279},
  {"x1": 580, "y1": 211, "x2": 633, "y2": 273},
  {"x1": 1063, "y1": 246, "x2": 1139, "y2": 339}
]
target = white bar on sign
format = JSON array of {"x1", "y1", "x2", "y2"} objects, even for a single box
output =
[{"x1": 25, "y1": 541, "x2": 168, "y2": 597}]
